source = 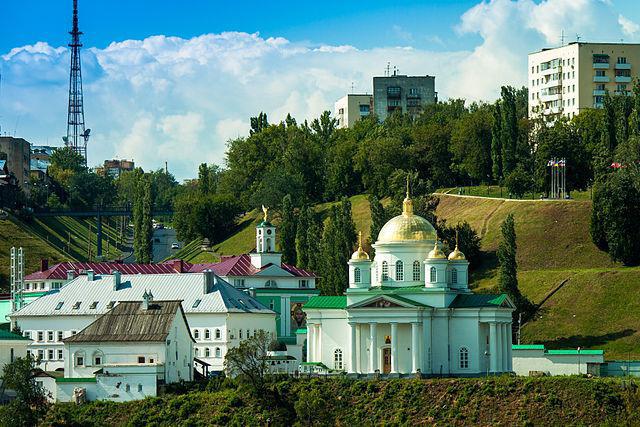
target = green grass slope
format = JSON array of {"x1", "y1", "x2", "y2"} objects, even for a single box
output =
[
  {"x1": 0, "y1": 217, "x2": 69, "y2": 290},
  {"x1": 42, "y1": 377, "x2": 640, "y2": 426}
]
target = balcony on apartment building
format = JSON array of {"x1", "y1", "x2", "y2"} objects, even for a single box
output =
[
  {"x1": 540, "y1": 92, "x2": 561, "y2": 103},
  {"x1": 593, "y1": 75, "x2": 610, "y2": 83},
  {"x1": 615, "y1": 62, "x2": 631, "y2": 70},
  {"x1": 615, "y1": 76, "x2": 632, "y2": 83},
  {"x1": 593, "y1": 89, "x2": 606, "y2": 96},
  {"x1": 592, "y1": 55, "x2": 610, "y2": 69}
]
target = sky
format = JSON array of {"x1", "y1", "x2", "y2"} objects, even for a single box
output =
[{"x1": 1, "y1": 0, "x2": 640, "y2": 180}]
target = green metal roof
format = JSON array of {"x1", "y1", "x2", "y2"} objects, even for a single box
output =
[
  {"x1": 547, "y1": 349, "x2": 604, "y2": 355},
  {"x1": 512, "y1": 345, "x2": 545, "y2": 350},
  {"x1": 55, "y1": 377, "x2": 97, "y2": 383},
  {"x1": 0, "y1": 329, "x2": 31, "y2": 341},
  {"x1": 449, "y1": 293, "x2": 508, "y2": 308},
  {"x1": 295, "y1": 328, "x2": 307, "y2": 334},
  {"x1": 303, "y1": 296, "x2": 347, "y2": 310},
  {"x1": 257, "y1": 220, "x2": 273, "y2": 228}
]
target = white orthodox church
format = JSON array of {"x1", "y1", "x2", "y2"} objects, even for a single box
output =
[{"x1": 303, "y1": 192, "x2": 515, "y2": 376}]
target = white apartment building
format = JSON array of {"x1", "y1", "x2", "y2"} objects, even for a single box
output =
[
  {"x1": 335, "y1": 94, "x2": 373, "y2": 128},
  {"x1": 528, "y1": 42, "x2": 640, "y2": 121}
]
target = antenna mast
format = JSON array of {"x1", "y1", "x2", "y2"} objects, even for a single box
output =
[{"x1": 65, "y1": 0, "x2": 90, "y2": 165}]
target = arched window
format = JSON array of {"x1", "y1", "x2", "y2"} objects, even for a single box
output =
[
  {"x1": 265, "y1": 280, "x2": 277, "y2": 288},
  {"x1": 451, "y1": 268, "x2": 458, "y2": 284},
  {"x1": 215, "y1": 329, "x2": 221, "y2": 340},
  {"x1": 204, "y1": 329, "x2": 211, "y2": 340},
  {"x1": 395, "y1": 260, "x2": 404, "y2": 281},
  {"x1": 354, "y1": 267, "x2": 361, "y2": 283},
  {"x1": 215, "y1": 347, "x2": 221, "y2": 358},
  {"x1": 381, "y1": 261, "x2": 389, "y2": 281},
  {"x1": 413, "y1": 261, "x2": 421, "y2": 281},
  {"x1": 430, "y1": 266, "x2": 437, "y2": 283},
  {"x1": 193, "y1": 329, "x2": 200, "y2": 340},
  {"x1": 266, "y1": 238, "x2": 271, "y2": 252},
  {"x1": 459, "y1": 347, "x2": 469, "y2": 369},
  {"x1": 334, "y1": 349, "x2": 343, "y2": 370},
  {"x1": 205, "y1": 348, "x2": 211, "y2": 357}
]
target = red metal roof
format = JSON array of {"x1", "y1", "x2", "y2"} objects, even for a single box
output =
[{"x1": 25, "y1": 255, "x2": 315, "y2": 281}]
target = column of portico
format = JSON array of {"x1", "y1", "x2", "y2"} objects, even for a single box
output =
[
  {"x1": 489, "y1": 322, "x2": 498, "y2": 373},
  {"x1": 503, "y1": 323, "x2": 510, "y2": 372},
  {"x1": 411, "y1": 322, "x2": 421, "y2": 373},
  {"x1": 496, "y1": 322, "x2": 504, "y2": 373},
  {"x1": 349, "y1": 322, "x2": 357, "y2": 373},
  {"x1": 390, "y1": 322, "x2": 398, "y2": 373},
  {"x1": 307, "y1": 324, "x2": 315, "y2": 362},
  {"x1": 315, "y1": 324, "x2": 322, "y2": 362},
  {"x1": 369, "y1": 322, "x2": 378, "y2": 373},
  {"x1": 506, "y1": 324, "x2": 513, "y2": 372}
]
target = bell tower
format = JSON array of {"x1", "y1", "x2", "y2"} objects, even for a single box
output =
[{"x1": 250, "y1": 205, "x2": 282, "y2": 268}]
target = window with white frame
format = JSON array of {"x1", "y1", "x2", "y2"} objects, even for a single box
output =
[
  {"x1": 334, "y1": 349, "x2": 343, "y2": 370},
  {"x1": 354, "y1": 267, "x2": 361, "y2": 283},
  {"x1": 205, "y1": 348, "x2": 210, "y2": 357},
  {"x1": 215, "y1": 347, "x2": 221, "y2": 358},
  {"x1": 47, "y1": 349, "x2": 54, "y2": 360},
  {"x1": 47, "y1": 331, "x2": 54, "y2": 341},
  {"x1": 37, "y1": 331, "x2": 43, "y2": 342},
  {"x1": 299, "y1": 279, "x2": 308, "y2": 288},
  {"x1": 381, "y1": 261, "x2": 389, "y2": 281},
  {"x1": 215, "y1": 329, "x2": 221, "y2": 340},
  {"x1": 57, "y1": 349, "x2": 63, "y2": 360},
  {"x1": 75, "y1": 354, "x2": 84, "y2": 366},
  {"x1": 193, "y1": 329, "x2": 200, "y2": 340},
  {"x1": 205, "y1": 329, "x2": 211, "y2": 340},
  {"x1": 38, "y1": 350, "x2": 44, "y2": 360},
  {"x1": 57, "y1": 331, "x2": 63, "y2": 342},
  {"x1": 395, "y1": 260, "x2": 404, "y2": 281},
  {"x1": 459, "y1": 347, "x2": 469, "y2": 369},
  {"x1": 430, "y1": 267, "x2": 437, "y2": 283},
  {"x1": 413, "y1": 261, "x2": 421, "y2": 281}
]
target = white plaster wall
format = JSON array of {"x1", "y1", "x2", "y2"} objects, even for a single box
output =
[
  {"x1": 65, "y1": 342, "x2": 166, "y2": 378},
  {"x1": 0, "y1": 340, "x2": 29, "y2": 372},
  {"x1": 512, "y1": 351, "x2": 604, "y2": 376}
]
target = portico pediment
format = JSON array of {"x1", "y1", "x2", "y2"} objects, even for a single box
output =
[
  {"x1": 255, "y1": 265, "x2": 294, "y2": 277},
  {"x1": 348, "y1": 295, "x2": 429, "y2": 309}
]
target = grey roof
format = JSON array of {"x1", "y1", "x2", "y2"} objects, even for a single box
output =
[
  {"x1": 12, "y1": 272, "x2": 271, "y2": 317},
  {"x1": 64, "y1": 300, "x2": 186, "y2": 343}
]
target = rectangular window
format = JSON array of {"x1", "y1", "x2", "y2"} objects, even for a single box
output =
[
  {"x1": 233, "y1": 279, "x2": 245, "y2": 287},
  {"x1": 617, "y1": 57, "x2": 627, "y2": 64},
  {"x1": 616, "y1": 69, "x2": 631, "y2": 77},
  {"x1": 76, "y1": 355, "x2": 84, "y2": 366},
  {"x1": 138, "y1": 356, "x2": 146, "y2": 364},
  {"x1": 47, "y1": 331, "x2": 54, "y2": 341},
  {"x1": 386, "y1": 86, "x2": 401, "y2": 98},
  {"x1": 57, "y1": 349, "x2": 63, "y2": 360},
  {"x1": 359, "y1": 104, "x2": 370, "y2": 114},
  {"x1": 298, "y1": 279, "x2": 308, "y2": 288},
  {"x1": 593, "y1": 54, "x2": 609, "y2": 64},
  {"x1": 269, "y1": 300, "x2": 275, "y2": 310},
  {"x1": 37, "y1": 331, "x2": 43, "y2": 342},
  {"x1": 595, "y1": 70, "x2": 606, "y2": 77},
  {"x1": 38, "y1": 350, "x2": 44, "y2": 360},
  {"x1": 57, "y1": 331, "x2": 63, "y2": 341},
  {"x1": 47, "y1": 349, "x2": 54, "y2": 360},
  {"x1": 24, "y1": 331, "x2": 31, "y2": 339}
]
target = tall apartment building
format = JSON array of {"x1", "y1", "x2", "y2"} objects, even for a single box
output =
[
  {"x1": 0, "y1": 137, "x2": 31, "y2": 191},
  {"x1": 373, "y1": 73, "x2": 437, "y2": 121},
  {"x1": 334, "y1": 94, "x2": 373, "y2": 128},
  {"x1": 528, "y1": 42, "x2": 640, "y2": 121}
]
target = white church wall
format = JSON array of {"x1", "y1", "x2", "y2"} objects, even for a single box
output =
[
  {"x1": 448, "y1": 316, "x2": 481, "y2": 374},
  {"x1": 318, "y1": 315, "x2": 349, "y2": 371},
  {"x1": 512, "y1": 348, "x2": 604, "y2": 376}
]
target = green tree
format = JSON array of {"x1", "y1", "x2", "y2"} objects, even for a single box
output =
[
  {"x1": 133, "y1": 171, "x2": 153, "y2": 263},
  {"x1": 295, "y1": 205, "x2": 311, "y2": 269},
  {"x1": 224, "y1": 330, "x2": 272, "y2": 394},
  {"x1": 504, "y1": 164, "x2": 533, "y2": 199},
  {"x1": 306, "y1": 212, "x2": 323, "y2": 274},
  {"x1": 0, "y1": 356, "x2": 48, "y2": 426},
  {"x1": 280, "y1": 194, "x2": 297, "y2": 265},
  {"x1": 497, "y1": 214, "x2": 534, "y2": 321},
  {"x1": 491, "y1": 102, "x2": 503, "y2": 181},
  {"x1": 250, "y1": 112, "x2": 269, "y2": 135},
  {"x1": 173, "y1": 193, "x2": 242, "y2": 244},
  {"x1": 295, "y1": 387, "x2": 331, "y2": 426},
  {"x1": 437, "y1": 221, "x2": 482, "y2": 268},
  {"x1": 368, "y1": 195, "x2": 387, "y2": 253},
  {"x1": 499, "y1": 86, "x2": 519, "y2": 176}
]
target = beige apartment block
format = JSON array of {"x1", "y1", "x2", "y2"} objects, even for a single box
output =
[
  {"x1": 528, "y1": 42, "x2": 640, "y2": 121},
  {"x1": 335, "y1": 94, "x2": 373, "y2": 128}
]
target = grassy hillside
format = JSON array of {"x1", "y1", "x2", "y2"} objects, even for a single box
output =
[
  {"x1": 0, "y1": 217, "x2": 68, "y2": 290},
  {"x1": 41, "y1": 377, "x2": 640, "y2": 426}
]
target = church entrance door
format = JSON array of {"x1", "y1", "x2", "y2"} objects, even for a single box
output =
[{"x1": 382, "y1": 348, "x2": 391, "y2": 374}]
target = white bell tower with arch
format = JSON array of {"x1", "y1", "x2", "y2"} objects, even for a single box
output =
[{"x1": 250, "y1": 205, "x2": 283, "y2": 269}]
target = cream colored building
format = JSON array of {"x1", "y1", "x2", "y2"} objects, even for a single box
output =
[
  {"x1": 528, "y1": 42, "x2": 640, "y2": 121},
  {"x1": 335, "y1": 94, "x2": 373, "y2": 128}
]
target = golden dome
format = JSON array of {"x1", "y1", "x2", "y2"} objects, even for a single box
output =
[
  {"x1": 377, "y1": 190, "x2": 436, "y2": 243},
  {"x1": 351, "y1": 231, "x2": 370, "y2": 260},
  {"x1": 448, "y1": 231, "x2": 466, "y2": 260},
  {"x1": 427, "y1": 238, "x2": 446, "y2": 259}
]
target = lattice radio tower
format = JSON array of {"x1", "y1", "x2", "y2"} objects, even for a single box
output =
[{"x1": 64, "y1": 0, "x2": 90, "y2": 164}]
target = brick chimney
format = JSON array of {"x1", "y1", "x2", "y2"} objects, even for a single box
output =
[
  {"x1": 172, "y1": 259, "x2": 184, "y2": 273},
  {"x1": 40, "y1": 259, "x2": 49, "y2": 272}
]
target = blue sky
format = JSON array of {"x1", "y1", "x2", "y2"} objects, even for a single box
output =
[{"x1": 1, "y1": 1, "x2": 640, "y2": 180}]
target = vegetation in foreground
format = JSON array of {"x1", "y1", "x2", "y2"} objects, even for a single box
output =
[{"x1": 39, "y1": 376, "x2": 640, "y2": 426}]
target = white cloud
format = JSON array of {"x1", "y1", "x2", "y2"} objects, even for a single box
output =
[{"x1": 0, "y1": 0, "x2": 636, "y2": 180}]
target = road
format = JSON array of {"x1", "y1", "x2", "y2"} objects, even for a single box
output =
[{"x1": 152, "y1": 228, "x2": 183, "y2": 262}]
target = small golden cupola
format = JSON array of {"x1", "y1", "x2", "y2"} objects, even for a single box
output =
[
  {"x1": 351, "y1": 231, "x2": 370, "y2": 260},
  {"x1": 427, "y1": 234, "x2": 446, "y2": 259},
  {"x1": 448, "y1": 231, "x2": 466, "y2": 261}
]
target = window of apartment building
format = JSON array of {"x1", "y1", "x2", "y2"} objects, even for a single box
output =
[
  {"x1": 616, "y1": 69, "x2": 631, "y2": 77},
  {"x1": 71, "y1": 330, "x2": 77, "y2": 335},
  {"x1": 57, "y1": 349, "x2": 63, "y2": 360},
  {"x1": 299, "y1": 279, "x2": 308, "y2": 288},
  {"x1": 39, "y1": 283, "x2": 45, "y2": 290},
  {"x1": 536, "y1": 65, "x2": 539, "y2": 73},
  {"x1": 594, "y1": 96, "x2": 605, "y2": 105},
  {"x1": 596, "y1": 84, "x2": 605, "y2": 91},
  {"x1": 617, "y1": 57, "x2": 627, "y2": 64},
  {"x1": 239, "y1": 329, "x2": 243, "y2": 339},
  {"x1": 47, "y1": 331, "x2": 54, "y2": 341},
  {"x1": 387, "y1": 86, "x2": 401, "y2": 97},
  {"x1": 215, "y1": 347, "x2": 221, "y2": 358},
  {"x1": 359, "y1": 104, "x2": 370, "y2": 114},
  {"x1": 531, "y1": 80, "x2": 534, "y2": 86},
  {"x1": 205, "y1": 348, "x2": 211, "y2": 357},
  {"x1": 572, "y1": 84, "x2": 575, "y2": 92},
  {"x1": 595, "y1": 70, "x2": 606, "y2": 77},
  {"x1": 593, "y1": 54, "x2": 609, "y2": 64},
  {"x1": 531, "y1": 66, "x2": 534, "y2": 73},
  {"x1": 338, "y1": 108, "x2": 344, "y2": 115},
  {"x1": 37, "y1": 331, "x2": 44, "y2": 342},
  {"x1": 387, "y1": 100, "x2": 400, "y2": 107}
]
